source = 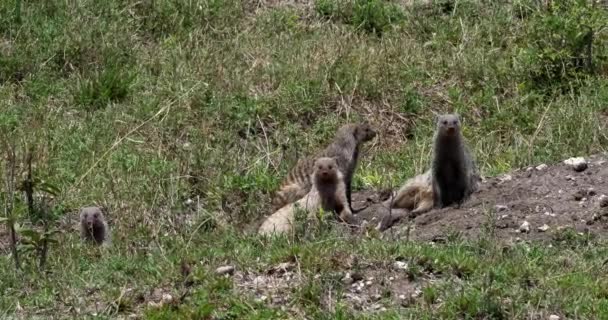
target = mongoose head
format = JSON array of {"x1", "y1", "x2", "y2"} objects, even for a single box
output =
[
  {"x1": 80, "y1": 206, "x2": 105, "y2": 230},
  {"x1": 436, "y1": 114, "x2": 461, "y2": 136},
  {"x1": 353, "y1": 123, "x2": 377, "y2": 143},
  {"x1": 313, "y1": 157, "x2": 339, "y2": 183}
]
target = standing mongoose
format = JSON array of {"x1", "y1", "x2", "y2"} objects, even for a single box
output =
[
  {"x1": 260, "y1": 157, "x2": 355, "y2": 235},
  {"x1": 271, "y1": 123, "x2": 376, "y2": 211},
  {"x1": 384, "y1": 169, "x2": 434, "y2": 217},
  {"x1": 431, "y1": 114, "x2": 479, "y2": 208},
  {"x1": 79, "y1": 206, "x2": 110, "y2": 245}
]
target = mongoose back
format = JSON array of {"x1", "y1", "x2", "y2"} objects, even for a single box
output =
[
  {"x1": 260, "y1": 157, "x2": 355, "y2": 235},
  {"x1": 431, "y1": 114, "x2": 479, "y2": 208},
  {"x1": 79, "y1": 206, "x2": 110, "y2": 245},
  {"x1": 385, "y1": 169, "x2": 434, "y2": 216},
  {"x1": 271, "y1": 123, "x2": 376, "y2": 210}
]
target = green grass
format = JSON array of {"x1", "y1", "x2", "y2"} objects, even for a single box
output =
[{"x1": 1, "y1": 0, "x2": 608, "y2": 318}]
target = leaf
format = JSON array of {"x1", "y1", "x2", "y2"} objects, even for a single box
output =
[{"x1": 19, "y1": 228, "x2": 41, "y2": 242}]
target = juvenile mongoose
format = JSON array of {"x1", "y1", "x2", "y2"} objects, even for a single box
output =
[
  {"x1": 271, "y1": 123, "x2": 376, "y2": 211},
  {"x1": 431, "y1": 114, "x2": 479, "y2": 208},
  {"x1": 384, "y1": 169, "x2": 434, "y2": 217},
  {"x1": 79, "y1": 206, "x2": 110, "y2": 245},
  {"x1": 260, "y1": 157, "x2": 355, "y2": 235}
]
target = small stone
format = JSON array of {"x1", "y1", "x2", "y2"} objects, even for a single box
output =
[
  {"x1": 536, "y1": 164, "x2": 548, "y2": 171},
  {"x1": 526, "y1": 167, "x2": 534, "y2": 172},
  {"x1": 498, "y1": 174, "x2": 512, "y2": 182},
  {"x1": 549, "y1": 315, "x2": 560, "y2": 320},
  {"x1": 537, "y1": 224, "x2": 550, "y2": 232},
  {"x1": 342, "y1": 273, "x2": 354, "y2": 285},
  {"x1": 365, "y1": 280, "x2": 373, "y2": 286},
  {"x1": 184, "y1": 198, "x2": 194, "y2": 206},
  {"x1": 599, "y1": 195, "x2": 608, "y2": 208},
  {"x1": 564, "y1": 157, "x2": 588, "y2": 172},
  {"x1": 388, "y1": 276, "x2": 395, "y2": 281},
  {"x1": 565, "y1": 175, "x2": 575, "y2": 181},
  {"x1": 371, "y1": 294, "x2": 382, "y2": 301},
  {"x1": 495, "y1": 205, "x2": 508, "y2": 212},
  {"x1": 519, "y1": 221, "x2": 530, "y2": 233},
  {"x1": 161, "y1": 293, "x2": 173, "y2": 305},
  {"x1": 573, "y1": 191, "x2": 584, "y2": 201},
  {"x1": 544, "y1": 211, "x2": 556, "y2": 217},
  {"x1": 394, "y1": 261, "x2": 408, "y2": 270},
  {"x1": 588, "y1": 188, "x2": 597, "y2": 196},
  {"x1": 182, "y1": 142, "x2": 192, "y2": 150},
  {"x1": 215, "y1": 265, "x2": 235, "y2": 276}
]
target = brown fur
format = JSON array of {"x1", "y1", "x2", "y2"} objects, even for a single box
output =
[
  {"x1": 79, "y1": 206, "x2": 110, "y2": 245},
  {"x1": 385, "y1": 170, "x2": 434, "y2": 217},
  {"x1": 271, "y1": 123, "x2": 376, "y2": 210},
  {"x1": 260, "y1": 157, "x2": 355, "y2": 235}
]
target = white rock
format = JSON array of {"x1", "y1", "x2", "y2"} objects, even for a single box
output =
[
  {"x1": 537, "y1": 224, "x2": 550, "y2": 232},
  {"x1": 182, "y1": 142, "x2": 192, "y2": 150},
  {"x1": 215, "y1": 265, "x2": 235, "y2": 276},
  {"x1": 549, "y1": 315, "x2": 560, "y2": 320},
  {"x1": 599, "y1": 195, "x2": 608, "y2": 207},
  {"x1": 398, "y1": 294, "x2": 406, "y2": 300},
  {"x1": 342, "y1": 273, "x2": 354, "y2": 284},
  {"x1": 394, "y1": 261, "x2": 408, "y2": 270},
  {"x1": 544, "y1": 211, "x2": 556, "y2": 217},
  {"x1": 536, "y1": 164, "x2": 548, "y2": 171},
  {"x1": 498, "y1": 174, "x2": 512, "y2": 182},
  {"x1": 161, "y1": 293, "x2": 173, "y2": 304},
  {"x1": 519, "y1": 221, "x2": 530, "y2": 233},
  {"x1": 365, "y1": 280, "x2": 373, "y2": 286},
  {"x1": 564, "y1": 157, "x2": 588, "y2": 172}
]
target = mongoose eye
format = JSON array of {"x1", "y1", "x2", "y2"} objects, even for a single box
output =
[
  {"x1": 93, "y1": 213, "x2": 98, "y2": 218},
  {"x1": 453, "y1": 120, "x2": 458, "y2": 125},
  {"x1": 328, "y1": 165, "x2": 333, "y2": 170},
  {"x1": 442, "y1": 120, "x2": 448, "y2": 125}
]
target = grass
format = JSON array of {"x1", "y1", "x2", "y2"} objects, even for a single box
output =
[{"x1": 1, "y1": 0, "x2": 608, "y2": 318}]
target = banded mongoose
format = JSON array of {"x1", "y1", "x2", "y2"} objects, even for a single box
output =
[
  {"x1": 384, "y1": 169, "x2": 434, "y2": 217},
  {"x1": 260, "y1": 157, "x2": 355, "y2": 235},
  {"x1": 431, "y1": 114, "x2": 479, "y2": 208},
  {"x1": 79, "y1": 206, "x2": 110, "y2": 245},
  {"x1": 271, "y1": 123, "x2": 376, "y2": 210}
]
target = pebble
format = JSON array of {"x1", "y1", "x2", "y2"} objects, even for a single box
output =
[
  {"x1": 537, "y1": 224, "x2": 550, "y2": 232},
  {"x1": 161, "y1": 293, "x2": 173, "y2": 304},
  {"x1": 588, "y1": 188, "x2": 597, "y2": 196},
  {"x1": 536, "y1": 164, "x2": 548, "y2": 171},
  {"x1": 549, "y1": 315, "x2": 560, "y2": 320},
  {"x1": 573, "y1": 191, "x2": 584, "y2": 201},
  {"x1": 564, "y1": 157, "x2": 588, "y2": 172},
  {"x1": 495, "y1": 205, "x2": 508, "y2": 212},
  {"x1": 498, "y1": 174, "x2": 512, "y2": 182},
  {"x1": 394, "y1": 261, "x2": 409, "y2": 270},
  {"x1": 599, "y1": 195, "x2": 608, "y2": 208},
  {"x1": 215, "y1": 265, "x2": 235, "y2": 276},
  {"x1": 341, "y1": 273, "x2": 354, "y2": 285},
  {"x1": 519, "y1": 221, "x2": 530, "y2": 233}
]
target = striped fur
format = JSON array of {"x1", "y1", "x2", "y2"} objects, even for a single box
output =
[{"x1": 271, "y1": 123, "x2": 376, "y2": 210}]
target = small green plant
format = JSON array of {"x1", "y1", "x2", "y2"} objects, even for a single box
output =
[
  {"x1": 75, "y1": 65, "x2": 135, "y2": 111},
  {"x1": 351, "y1": 0, "x2": 404, "y2": 36}
]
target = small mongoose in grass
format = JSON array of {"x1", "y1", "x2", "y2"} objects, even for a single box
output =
[
  {"x1": 260, "y1": 157, "x2": 356, "y2": 235},
  {"x1": 271, "y1": 123, "x2": 376, "y2": 211},
  {"x1": 384, "y1": 169, "x2": 434, "y2": 217},
  {"x1": 79, "y1": 206, "x2": 110, "y2": 245},
  {"x1": 431, "y1": 114, "x2": 479, "y2": 208}
]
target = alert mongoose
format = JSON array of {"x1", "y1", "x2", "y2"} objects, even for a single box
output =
[
  {"x1": 384, "y1": 169, "x2": 434, "y2": 217},
  {"x1": 431, "y1": 114, "x2": 479, "y2": 208},
  {"x1": 260, "y1": 157, "x2": 355, "y2": 235},
  {"x1": 79, "y1": 206, "x2": 110, "y2": 245},
  {"x1": 271, "y1": 123, "x2": 376, "y2": 211}
]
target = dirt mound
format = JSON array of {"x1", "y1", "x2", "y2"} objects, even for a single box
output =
[{"x1": 352, "y1": 154, "x2": 608, "y2": 243}]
